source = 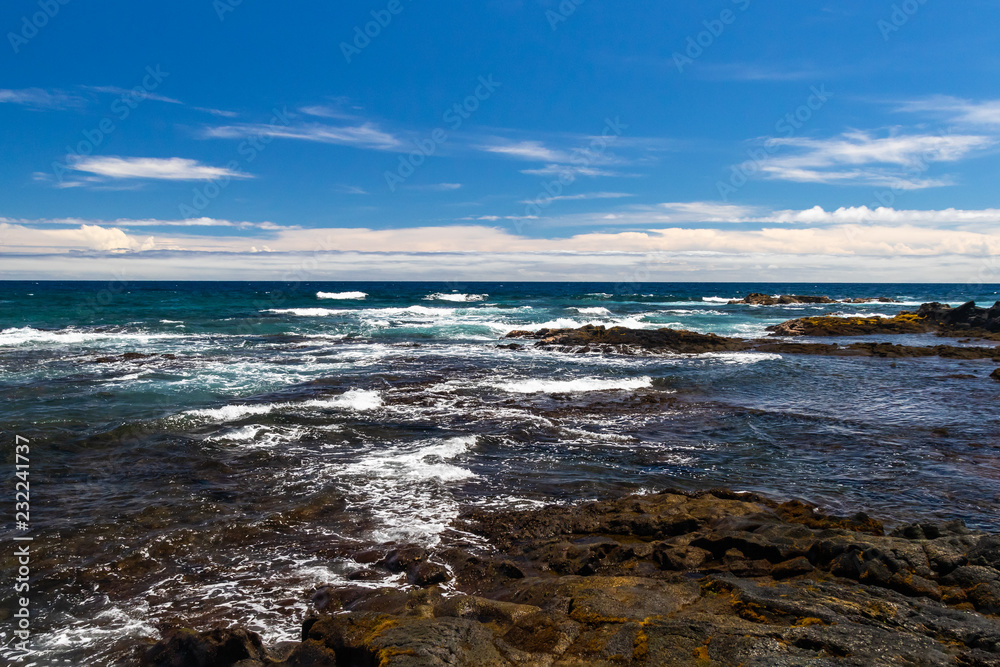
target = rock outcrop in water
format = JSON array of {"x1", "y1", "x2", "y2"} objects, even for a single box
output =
[
  {"x1": 767, "y1": 313, "x2": 929, "y2": 337},
  {"x1": 726, "y1": 294, "x2": 898, "y2": 305},
  {"x1": 770, "y1": 301, "x2": 1000, "y2": 339},
  {"x1": 504, "y1": 324, "x2": 751, "y2": 355},
  {"x1": 504, "y1": 324, "x2": 1000, "y2": 361},
  {"x1": 141, "y1": 489, "x2": 1000, "y2": 666},
  {"x1": 728, "y1": 293, "x2": 839, "y2": 305}
]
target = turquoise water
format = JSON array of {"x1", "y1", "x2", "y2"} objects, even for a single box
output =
[{"x1": 1, "y1": 281, "x2": 999, "y2": 664}]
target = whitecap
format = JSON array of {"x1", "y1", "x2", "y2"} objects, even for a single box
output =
[
  {"x1": 317, "y1": 291, "x2": 367, "y2": 300},
  {"x1": 0, "y1": 327, "x2": 187, "y2": 347},
  {"x1": 183, "y1": 389, "x2": 382, "y2": 422},
  {"x1": 569, "y1": 307, "x2": 612, "y2": 315},
  {"x1": 424, "y1": 293, "x2": 488, "y2": 302}
]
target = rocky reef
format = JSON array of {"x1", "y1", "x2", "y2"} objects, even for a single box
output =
[
  {"x1": 770, "y1": 301, "x2": 1000, "y2": 340},
  {"x1": 503, "y1": 324, "x2": 1000, "y2": 361},
  {"x1": 504, "y1": 325, "x2": 751, "y2": 355},
  {"x1": 140, "y1": 489, "x2": 1000, "y2": 666},
  {"x1": 727, "y1": 293, "x2": 898, "y2": 306},
  {"x1": 767, "y1": 313, "x2": 929, "y2": 337}
]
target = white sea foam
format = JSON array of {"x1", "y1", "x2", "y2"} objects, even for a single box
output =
[
  {"x1": 302, "y1": 388, "x2": 384, "y2": 411},
  {"x1": 340, "y1": 435, "x2": 479, "y2": 545},
  {"x1": 0, "y1": 327, "x2": 187, "y2": 347},
  {"x1": 265, "y1": 308, "x2": 349, "y2": 316},
  {"x1": 493, "y1": 376, "x2": 653, "y2": 393},
  {"x1": 317, "y1": 291, "x2": 367, "y2": 300},
  {"x1": 700, "y1": 351, "x2": 783, "y2": 364},
  {"x1": 183, "y1": 389, "x2": 382, "y2": 422},
  {"x1": 424, "y1": 293, "x2": 489, "y2": 302},
  {"x1": 569, "y1": 307, "x2": 612, "y2": 315},
  {"x1": 701, "y1": 296, "x2": 732, "y2": 303}
]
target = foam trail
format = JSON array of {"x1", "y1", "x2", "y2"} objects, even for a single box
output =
[
  {"x1": 493, "y1": 376, "x2": 653, "y2": 393},
  {"x1": 184, "y1": 389, "x2": 382, "y2": 422}
]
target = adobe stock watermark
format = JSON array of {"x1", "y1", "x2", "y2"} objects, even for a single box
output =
[
  {"x1": 213, "y1": 0, "x2": 244, "y2": 21},
  {"x1": 878, "y1": 0, "x2": 929, "y2": 41},
  {"x1": 180, "y1": 106, "x2": 291, "y2": 218},
  {"x1": 384, "y1": 75, "x2": 501, "y2": 192},
  {"x1": 673, "y1": 0, "x2": 752, "y2": 73},
  {"x1": 516, "y1": 116, "x2": 628, "y2": 233},
  {"x1": 341, "y1": 0, "x2": 414, "y2": 63},
  {"x1": 546, "y1": 0, "x2": 586, "y2": 30},
  {"x1": 7, "y1": 0, "x2": 71, "y2": 54},
  {"x1": 51, "y1": 66, "x2": 170, "y2": 186},
  {"x1": 717, "y1": 85, "x2": 831, "y2": 200}
]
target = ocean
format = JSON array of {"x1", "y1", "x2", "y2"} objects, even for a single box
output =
[{"x1": 1, "y1": 281, "x2": 999, "y2": 664}]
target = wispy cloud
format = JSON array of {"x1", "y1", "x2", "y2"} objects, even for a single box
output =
[
  {"x1": 759, "y1": 130, "x2": 993, "y2": 189},
  {"x1": 479, "y1": 140, "x2": 576, "y2": 162},
  {"x1": 407, "y1": 183, "x2": 463, "y2": 192},
  {"x1": 520, "y1": 164, "x2": 629, "y2": 178},
  {"x1": 0, "y1": 88, "x2": 86, "y2": 110},
  {"x1": 697, "y1": 62, "x2": 828, "y2": 82},
  {"x1": 205, "y1": 121, "x2": 402, "y2": 151},
  {"x1": 335, "y1": 185, "x2": 370, "y2": 195},
  {"x1": 81, "y1": 85, "x2": 183, "y2": 105},
  {"x1": 898, "y1": 96, "x2": 1000, "y2": 128},
  {"x1": 68, "y1": 156, "x2": 252, "y2": 181},
  {"x1": 519, "y1": 192, "x2": 632, "y2": 203}
]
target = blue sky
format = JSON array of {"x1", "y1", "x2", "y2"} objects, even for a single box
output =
[{"x1": 2, "y1": 0, "x2": 1000, "y2": 281}]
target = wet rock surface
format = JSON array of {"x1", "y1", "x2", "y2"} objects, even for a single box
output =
[
  {"x1": 770, "y1": 301, "x2": 1000, "y2": 340},
  {"x1": 142, "y1": 489, "x2": 1000, "y2": 666},
  {"x1": 504, "y1": 324, "x2": 1000, "y2": 360},
  {"x1": 505, "y1": 324, "x2": 752, "y2": 355},
  {"x1": 727, "y1": 294, "x2": 899, "y2": 306}
]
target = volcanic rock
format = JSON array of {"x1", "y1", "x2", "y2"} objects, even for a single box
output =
[{"x1": 144, "y1": 489, "x2": 1000, "y2": 665}]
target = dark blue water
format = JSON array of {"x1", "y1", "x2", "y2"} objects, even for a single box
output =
[{"x1": 1, "y1": 281, "x2": 999, "y2": 664}]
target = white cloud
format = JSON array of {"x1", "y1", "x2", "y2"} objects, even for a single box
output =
[
  {"x1": 479, "y1": 141, "x2": 575, "y2": 162},
  {"x1": 335, "y1": 185, "x2": 370, "y2": 195},
  {"x1": 0, "y1": 88, "x2": 85, "y2": 110},
  {"x1": 898, "y1": 96, "x2": 1000, "y2": 128},
  {"x1": 520, "y1": 164, "x2": 627, "y2": 178},
  {"x1": 205, "y1": 121, "x2": 401, "y2": 151},
  {"x1": 520, "y1": 192, "x2": 633, "y2": 203},
  {"x1": 659, "y1": 202, "x2": 760, "y2": 220},
  {"x1": 82, "y1": 85, "x2": 183, "y2": 105},
  {"x1": 68, "y1": 156, "x2": 251, "y2": 181},
  {"x1": 760, "y1": 130, "x2": 994, "y2": 189},
  {"x1": 407, "y1": 183, "x2": 463, "y2": 191}
]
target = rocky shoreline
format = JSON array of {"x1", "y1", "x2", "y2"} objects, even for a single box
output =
[
  {"x1": 140, "y1": 488, "x2": 1000, "y2": 666},
  {"x1": 502, "y1": 301, "x2": 1000, "y2": 367}
]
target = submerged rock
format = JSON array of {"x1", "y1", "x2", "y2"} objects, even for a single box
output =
[{"x1": 144, "y1": 489, "x2": 1000, "y2": 665}]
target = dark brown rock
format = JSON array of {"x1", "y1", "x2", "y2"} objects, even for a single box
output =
[
  {"x1": 728, "y1": 293, "x2": 839, "y2": 305},
  {"x1": 146, "y1": 489, "x2": 1000, "y2": 665},
  {"x1": 141, "y1": 627, "x2": 266, "y2": 667}
]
